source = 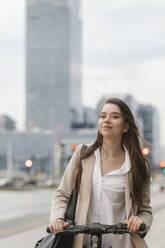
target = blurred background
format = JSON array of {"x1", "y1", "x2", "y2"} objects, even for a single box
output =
[{"x1": 0, "y1": 0, "x2": 165, "y2": 247}]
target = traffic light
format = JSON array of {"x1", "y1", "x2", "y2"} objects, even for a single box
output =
[
  {"x1": 160, "y1": 161, "x2": 165, "y2": 173},
  {"x1": 142, "y1": 147, "x2": 150, "y2": 156},
  {"x1": 160, "y1": 161, "x2": 165, "y2": 168},
  {"x1": 24, "y1": 159, "x2": 33, "y2": 168},
  {"x1": 71, "y1": 144, "x2": 76, "y2": 151},
  {"x1": 24, "y1": 159, "x2": 33, "y2": 174}
]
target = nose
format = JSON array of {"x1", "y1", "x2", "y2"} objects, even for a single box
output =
[{"x1": 104, "y1": 116, "x2": 111, "y2": 123}]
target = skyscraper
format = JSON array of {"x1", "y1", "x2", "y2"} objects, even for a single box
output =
[
  {"x1": 137, "y1": 104, "x2": 160, "y2": 165},
  {"x1": 26, "y1": 0, "x2": 82, "y2": 131}
]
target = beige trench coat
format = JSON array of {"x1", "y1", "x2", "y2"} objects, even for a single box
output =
[{"x1": 50, "y1": 144, "x2": 153, "y2": 248}]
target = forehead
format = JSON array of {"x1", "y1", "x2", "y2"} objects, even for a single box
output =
[{"x1": 101, "y1": 103, "x2": 121, "y2": 114}]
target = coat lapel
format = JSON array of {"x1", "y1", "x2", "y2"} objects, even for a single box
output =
[
  {"x1": 81, "y1": 153, "x2": 95, "y2": 194},
  {"x1": 125, "y1": 171, "x2": 133, "y2": 219}
]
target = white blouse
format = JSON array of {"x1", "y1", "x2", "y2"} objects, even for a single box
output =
[{"x1": 83, "y1": 147, "x2": 133, "y2": 248}]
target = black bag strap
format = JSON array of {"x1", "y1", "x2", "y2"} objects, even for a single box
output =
[{"x1": 64, "y1": 144, "x2": 87, "y2": 223}]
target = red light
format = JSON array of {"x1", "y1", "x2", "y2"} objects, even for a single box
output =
[
  {"x1": 160, "y1": 161, "x2": 165, "y2": 168},
  {"x1": 25, "y1": 160, "x2": 33, "y2": 168},
  {"x1": 142, "y1": 147, "x2": 150, "y2": 156},
  {"x1": 71, "y1": 144, "x2": 76, "y2": 150}
]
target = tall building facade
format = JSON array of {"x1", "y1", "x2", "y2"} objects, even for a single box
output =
[
  {"x1": 0, "y1": 115, "x2": 16, "y2": 131},
  {"x1": 26, "y1": 0, "x2": 82, "y2": 131},
  {"x1": 69, "y1": 0, "x2": 83, "y2": 125},
  {"x1": 137, "y1": 104, "x2": 160, "y2": 165}
]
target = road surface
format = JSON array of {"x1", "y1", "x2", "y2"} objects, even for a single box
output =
[{"x1": 0, "y1": 187, "x2": 165, "y2": 247}]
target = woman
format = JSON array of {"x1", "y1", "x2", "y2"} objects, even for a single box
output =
[{"x1": 49, "y1": 98, "x2": 153, "y2": 248}]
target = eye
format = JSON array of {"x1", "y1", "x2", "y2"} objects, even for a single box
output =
[
  {"x1": 112, "y1": 115, "x2": 119, "y2": 119},
  {"x1": 99, "y1": 115, "x2": 106, "y2": 119}
]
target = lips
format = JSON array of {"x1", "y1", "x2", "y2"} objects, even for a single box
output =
[{"x1": 103, "y1": 126, "x2": 112, "y2": 128}]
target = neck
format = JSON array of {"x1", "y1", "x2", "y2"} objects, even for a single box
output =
[{"x1": 101, "y1": 137, "x2": 124, "y2": 157}]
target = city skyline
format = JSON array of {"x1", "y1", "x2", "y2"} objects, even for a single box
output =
[{"x1": 0, "y1": 0, "x2": 165, "y2": 144}]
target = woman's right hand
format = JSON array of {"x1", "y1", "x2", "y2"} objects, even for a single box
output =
[{"x1": 49, "y1": 218, "x2": 70, "y2": 233}]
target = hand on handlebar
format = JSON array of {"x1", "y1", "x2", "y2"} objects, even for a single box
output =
[
  {"x1": 125, "y1": 215, "x2": 144, "y2": 233},
  {"x1": 49, "y1": 218, "x2": 70, "y2": 233},
  {"x1": 47, "y1": 222, "x2": 146, "y2": 238}
]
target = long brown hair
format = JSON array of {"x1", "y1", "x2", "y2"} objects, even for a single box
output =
[{"x1": 74, "y1": 98, "x2": 151, "y2": 206}]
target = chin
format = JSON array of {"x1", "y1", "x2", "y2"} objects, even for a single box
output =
[{"x1": 102, "y1": 132, "x2": 112, "y2": 137}]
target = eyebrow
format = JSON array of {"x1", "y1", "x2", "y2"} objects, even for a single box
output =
[{"x1": 100, "y1": 112, "x2": 121, "y2": 115}]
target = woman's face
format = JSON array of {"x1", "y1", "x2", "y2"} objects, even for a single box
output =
[{"x1": 98, "y1": 103, "x2": 128, "y2": 138}]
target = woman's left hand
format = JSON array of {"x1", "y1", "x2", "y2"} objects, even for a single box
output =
[{"x1": 125, "y1": 215, "x2": 144, "y2": 233}]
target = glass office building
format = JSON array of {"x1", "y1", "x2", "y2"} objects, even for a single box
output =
[{"x1": 26, "y1": 0, "x2": 82, "y2": 131}]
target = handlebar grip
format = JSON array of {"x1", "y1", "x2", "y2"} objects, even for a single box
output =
[
  {"x1": 139, "y1": 223, "x2": 146, "y2": 232},
  {"x1": 47, "y1": 227, "x2": 51, "y2": 233},
  {"x1": 138, "y1": 224, "x2": 146, "y2": 238}
]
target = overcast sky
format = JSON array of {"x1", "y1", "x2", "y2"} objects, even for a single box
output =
[{"x1": 0, "y1": 0, "x2": 165, "y2": 145}]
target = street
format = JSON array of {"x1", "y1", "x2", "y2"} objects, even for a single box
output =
[
  {"x1": 0, "y1": 187, "x2": 165, "y2": 247},
  {"x1": 146, "y1": 208, "x2": 165, "y2": 248},
  {"x1": 0, "y1": 189, "x2": 55, "y2": 222},
  {"x1": 0, "y1": 188, "x2": 55, "y2": 238},
  {"x1": 0, "y1": 207, "x2": 165, "y2": 248}
]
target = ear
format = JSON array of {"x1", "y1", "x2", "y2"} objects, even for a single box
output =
[{"x1": 123, "y1": 122, "x2": 129, "y2": 133}]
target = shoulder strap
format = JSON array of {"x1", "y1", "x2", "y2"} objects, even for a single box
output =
[
  {"x1": 81, "y1": 144, "x2": 88, "y2": 153},
  {"x1": 64, "y1": 144, "x2": 87, "y2": 223}
]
